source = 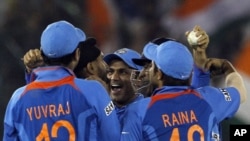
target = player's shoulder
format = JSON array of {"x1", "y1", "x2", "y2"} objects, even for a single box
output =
[
  {"x1": 196, "y1": 85, "x2": 238, "y2": 95},
  {"x1": 74, "y1": 78, "x2": 103, "y2": 88},
  {"x1": 124, "y1": 97, "x2": 151, "y2": 121},
  {"x1": 7, "y1": 86, "x2": 27, "y2": 106},
  {"x1": 195, "y1": 86, "x2": 240, "y2": 102},
  {"x1": 74, "y1": 78, "x2": 108, "y2": 95},
  {"x1": 195, "y1": 86, "x2": 220, "y2": 94},
  {"x1": 128, "y1": 97, "x2": 151, "y2": 112}
]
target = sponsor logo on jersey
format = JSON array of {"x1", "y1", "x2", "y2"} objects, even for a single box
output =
[
  {"x1": 212, "y1": 132, "x2": 220, "y2": 141},
  {"x1": 219, "y1": 88, "x2": 231, "y2": 101},
  {"x1": 104, "y1": 101, "x2": 115, "y2": 116}
]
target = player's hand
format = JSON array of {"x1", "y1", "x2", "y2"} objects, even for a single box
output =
[
  {"x1": 186, "y1": 25, "x2": 209, "y2": 69},
  {"x1": 185, "y1": 25, "x2": 209, "y2": 50},
  {"x1": 204, "y1": 58, "x2": 224, "y2": 77},
  {"x1": 204, "y1": 58, "x2": 235, "y2": 77},
  {"x1": 22, "y1": 49, "x2": 44, "y2": 73}
]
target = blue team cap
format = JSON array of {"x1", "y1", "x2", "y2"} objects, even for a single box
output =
[
  {"x1": 104, "y1": 48, "x2": 142, "y2": 70},
  {"x1": 41, "y1": 20, "x2": 86, "y2": 58},
  {"x1": 144, "y1": 41, "x2": 194, "y2": 80},
  {"x1": 132, "y1": 37, "x2": 176, "y2": 66}
]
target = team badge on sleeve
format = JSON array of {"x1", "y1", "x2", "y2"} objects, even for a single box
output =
[
  {"x1": 104, "y1": 101, "x2": 115, "y2": 116},
  {"x1": 219, "y1": 88, "x2": 231, "y2": 101}
]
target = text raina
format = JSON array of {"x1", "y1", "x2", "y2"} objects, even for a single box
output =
[
  {"x1": 162, "y1": 110, "x2": 198, "y2": 127},
  {"x1": 26, "y1": 101, "x2": 70, "y2": 121}
]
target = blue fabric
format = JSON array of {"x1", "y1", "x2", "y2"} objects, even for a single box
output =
[
  {"x1": 191, "y1": 64, "x2": 210, "y2": 88},
  {"x1": 41, "y1": 20, "x2": 86, "y2": 58},
  {"x1": 143, "y1": 41, "x2": 194, "y2": 80},
  {"x1": 116, "y1": 94, "x2": 144, "y2": 126},
  {"x1": 3, "y1": 66, "x2": 120, "y2": 141},
  {"x1": 142, "y1": 42, "x2": 158, "y2": 60},
  {"x1": 24, "y1": 70, "x2": 31, "y2": 84},
  {"x1": 121, "y1": 86, "x2": 240, "y2": 141},
  {"x1": 104, "y1": 48, "x2": 142, "y2": 70}
]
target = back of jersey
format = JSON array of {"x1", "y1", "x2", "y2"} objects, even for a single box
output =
[
  {"x1": 4, "y1": 76, "x2": 93, "y2": 141},
  {"x1": 142, "y1": 90, "x2": 216, "y2": 141}
]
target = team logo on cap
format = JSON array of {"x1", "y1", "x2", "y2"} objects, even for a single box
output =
[{"x1": 115, "y1": 48, "x2": 127, "y2": 54}]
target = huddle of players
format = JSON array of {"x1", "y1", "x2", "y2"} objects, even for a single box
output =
[{"x1": 3, "y1": 20, "x2": 247, "y2": 141}]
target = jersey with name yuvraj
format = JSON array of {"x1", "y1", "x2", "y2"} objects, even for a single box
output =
[
  {"x1": 121, "y1": 85, "x2": 240, "y2": 141},
  {"x1": 3, "y1": 66, "x2": 120, "y2": 141}
]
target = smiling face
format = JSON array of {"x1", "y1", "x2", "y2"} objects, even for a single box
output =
[{"x1": 107, "y1": 59, "x2": 136, "y2": 107}]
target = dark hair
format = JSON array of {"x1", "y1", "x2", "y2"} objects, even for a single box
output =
[
  {"x1": 74, "y1": 38, "x2": 100, "y2": 78},
  {"x1": 161, "y1": 72, "x2": 190, "y2": 86},
  {"x1": 151, "y1": 37, "x2": 176, "y2": 45},
  {"x1": 41, "y1": 42, "x2": 83, "y2": 66},
  {"x1": 75, "y1": 68, "x2": 88, "y2": 79}
]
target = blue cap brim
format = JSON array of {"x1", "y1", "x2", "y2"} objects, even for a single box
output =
[
  {"x1": 104, "y1": 54, "x2": 121, "y2": 65},
  {"x1": 143, "y1": 42, "x2": 158, "y2": 61},
  {"x1": 132, "y1": 58, "x2": 151, "y2": 66},
  {"x1": 104, "y1": 54, "x2": 142, "y2": 70}
]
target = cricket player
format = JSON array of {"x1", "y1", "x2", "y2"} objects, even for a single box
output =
[
  {"x1": 23, "y1": 37, "x2": 109, "y2": 91},
  {"x1": 120, "y1": 40, "x2": 247, "y2": 141},
  {"x1": 3, "y1": 20, "x2": 120, "y2": 141}
]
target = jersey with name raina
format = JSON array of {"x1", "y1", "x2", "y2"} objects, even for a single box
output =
[{"x1": 121, "y1": 86, "x2": 240, "y2": 141}]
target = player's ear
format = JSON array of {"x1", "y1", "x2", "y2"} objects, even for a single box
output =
[
  {"x1": 86, "y1": 62, "x2": 95, "y2": 75},
  {"x1": 157, "y1": 69, "x2": 163, "y2": 80},
  {"x1": 74, "y1": 48, "x2": 80, "y2": 61}
]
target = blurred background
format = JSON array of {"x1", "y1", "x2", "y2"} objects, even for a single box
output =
[{"x1": 0, "y1": 0, "x2": 249, "y2": 140}]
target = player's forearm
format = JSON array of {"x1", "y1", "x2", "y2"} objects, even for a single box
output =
[
  {"x1": 193, "y1": 47, "x2": 208, "y2": 69},
  {"x1": 221, "y1": 60, "x2": 236, "y2": 75},
  {"x1": 224, "y1": 61, "x2": 247, "y2": 103},
  {"x1": 225, "y1": 72, "x2": 247, "y2": 103}
]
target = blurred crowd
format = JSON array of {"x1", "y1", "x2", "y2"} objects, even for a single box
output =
[{"x1": 0, "y1": 0, "x2": 250, "y2": 139}]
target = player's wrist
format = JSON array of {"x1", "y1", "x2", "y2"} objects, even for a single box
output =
[
  {"x1": 222, "y1": 60, "x2": 236, "y2": 75},
  {"x1": 25, "y1": 66, "x2": 33, "y2": 74},
  {"x1": 193, "y1": 50, "x2": 207, "y2": 69}
]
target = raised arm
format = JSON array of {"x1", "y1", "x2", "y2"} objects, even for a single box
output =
[
  {"x1": 186, "y1": 25, "x2": 210, "y2": 88},
  {"x1": 205, "y1": 58, "x2": 247, "y2": 103},
  {"x1": 23, "y1": 48, "x2": 44, "y2": 73},
  {"x1": 186, "y1": 25, "x2": 209, "y2": 69},
  {"x1": 22, "y1": 49, "x2": 44, "y2": 84}
]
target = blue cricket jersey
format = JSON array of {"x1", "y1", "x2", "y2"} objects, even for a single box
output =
[
  {"x1": 121, "y1": 85, "x2": 240, "y2": 141},
  {"x1": 116, "y1": 94, "x2": 144, "y2": 128},
  {"x1": 3, "y1": 66, "x2": 120, "y2": 141},
  {"x1": 191, "y1": 64, "x2": 210, "y2": 88},
  {"x1": 23, "y1": 64, "x2": 211, "y2": 140}
]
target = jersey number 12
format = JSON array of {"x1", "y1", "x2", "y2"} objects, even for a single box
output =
[{"x1": 36, "y1": 120, "x2": 75, "y2": 141}]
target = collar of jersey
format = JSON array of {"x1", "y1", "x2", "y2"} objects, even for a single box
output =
[
  {"x1": 152, "y1": 86, "x2": 190, "y2": 96},
  {"x1": 31, "y1": 66, "x2": 75, "y2": 81}
]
